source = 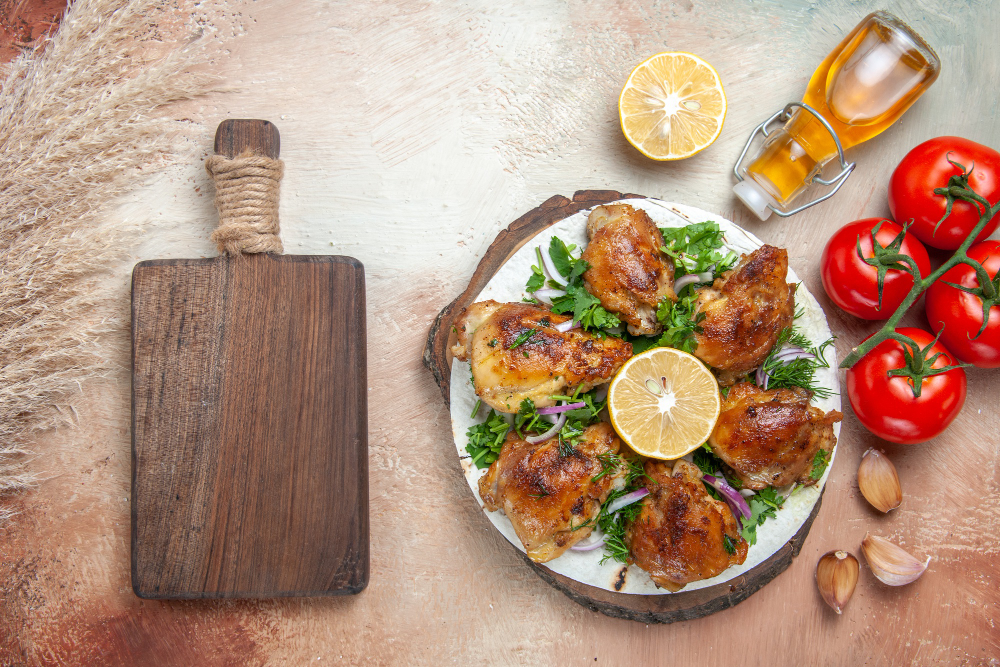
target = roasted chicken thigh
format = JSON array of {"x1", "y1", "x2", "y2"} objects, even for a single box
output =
[
  {"x1": 479, "y1": 423, "x2": 627, "y2": 563},
  {"x1": 581, "y1": 204, "x2": 677, "y2": 335},
  {"x1": 693, "y1": 245, "x2": 796, "y2": 385},
  {"x1": 708, "y1": 382, "x2": 843, "y2": 490},
  {"x1": 626, "y1": 459, "x2": 748, "y2": 591},
  {"x1": 451, "y1": 301, "x2": 632, "y2": 413}
]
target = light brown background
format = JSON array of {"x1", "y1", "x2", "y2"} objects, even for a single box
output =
[{"x1": 2, "y1": 0, "x2": 999, "y2": 664}]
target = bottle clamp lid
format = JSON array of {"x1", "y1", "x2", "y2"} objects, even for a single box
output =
[{"x1": 732, "y1": 102, "x2": 856, "y2": 218}]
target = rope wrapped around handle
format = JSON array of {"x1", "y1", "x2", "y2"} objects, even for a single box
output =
[{"x1": 205, "y1": 152, "x2": 285, "y2": 255}]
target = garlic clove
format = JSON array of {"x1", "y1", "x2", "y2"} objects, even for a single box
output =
[
  {"x1": 816, "y1": 550, "x2": 859, "y2": 614},
  {"x1": 861, "y1": 533, "x2": 930, "y2": 586},
  {"x1": 857, "y1": 448, "x2": 902, "y2": 513}
]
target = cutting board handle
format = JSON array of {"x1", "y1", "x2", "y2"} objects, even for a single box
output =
[{"x1": 206, "y1": 119, "x2": 284, "y2": 255}]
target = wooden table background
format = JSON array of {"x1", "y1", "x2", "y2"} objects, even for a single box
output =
[{"x1": 2, "y1": 0, "x2": 999, "y2": 664}]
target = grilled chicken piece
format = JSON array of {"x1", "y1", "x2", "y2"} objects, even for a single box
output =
[
  {"x1": 626, "y1": 459, "x2": 747, "y2": 591},
  {"x1": 708, "y1": 382, "x2": 843, "y2": 490},
  {"x1": 479, "y1": 423, "x2": 627, "y2": 563},
  {"x1": 451, "y1": 301, "x2": 631, "y2": 413},
  {"x1": 692, "y1": 245, "x2": 796, "y2": 385},
  {"x1": 581, "y1": 204, "x2": 677, "y2": 335}
]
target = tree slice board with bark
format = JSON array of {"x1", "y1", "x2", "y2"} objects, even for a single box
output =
[
  {"x1": 131, "y1": 120, "x2": 369, "y2": 598},
  {"x1": 422, "y1": 189, "x2": 822, "y2": 623}
]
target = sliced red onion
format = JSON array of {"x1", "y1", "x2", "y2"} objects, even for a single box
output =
[
  {"x1": 539, "y1": 246, "x2": 566, "y2": 287},
  {"x1": 703, "y1": 474, "x2": 752, "y2": 521},
  {"x1": 537, "y1": 401, "x2": 586, "y2": 415},
  {"x1": 553, "y1": 319, "x2": 580, "y2": 333},
  {"x1": 594, "y1": 385, "x2": 608, "y2": 402},
  {"x1": 569, "y1": 533, "x2": 606, "y2": 552},
  {"x1": 533, "y1": 287, "x2": 567, "y2": 301},
  {"x1": 607, "y1": 488, "x2": 649, "y2": 514},
  {"x1": 739, "y1": 488, "x2": 757, "y2": 498},
  {"x1": 755, "y1": 364, "x2": 769, "y2": 389},
  {"x1": 774, "y1": 347, "x2": 815, "y2": 362},
  {"x1": 673, "y1": 270, "x2": 715, "y2": 292},
  {"x1": 526, "y1": 413, "x2": 566, "y2": 444}
]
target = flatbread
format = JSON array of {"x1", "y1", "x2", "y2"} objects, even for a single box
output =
[{"x1": 449, "y1": 198, "x2": 841, "y2": 595}]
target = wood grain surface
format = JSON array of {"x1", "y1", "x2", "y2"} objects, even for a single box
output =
[
  {"x1": 4, "y1": 1, "x2": 1000, "y2": 665},
  {"x1": 423, "y1": 189, "x2": 824, "y2": 623},
  {"x1": 130, "y1": 120, "x2": 369, "y2": 598}
]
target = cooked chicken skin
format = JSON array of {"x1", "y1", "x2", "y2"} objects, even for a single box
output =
[
  {"x1": 708, "y1": 383, "x2": 843, "y2": 490},
  {"x1": 693, "y1": 245, "x2": 796, "y2": 385},
  {"x1": 479, "y1": 423, "x2": 627, "y2": 563},
  {"x1": 581, "y1": 204, "x2": 677, "y2": 336},
  {"x1": 626, "y1": 459, "x2": 748, "y2": 591},
  {"x1": 451, "y1": 301, "x2": 632, "y2": 413}
]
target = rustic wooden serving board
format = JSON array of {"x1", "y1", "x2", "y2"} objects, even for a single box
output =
[
  {"x1": 422, "y1": 189, "x2": 822, "y2": 623},
  {"x1": 131, "y1": 120, "x2": 369, "y2": 599}
]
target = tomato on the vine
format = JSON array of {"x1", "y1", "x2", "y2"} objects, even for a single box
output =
[
  {"x1": 925, "y1": 240, "x2": 1000, "y2": 368},
  {"x1": 888, "y1": 136, "x2": 1000, "y2": 250},
  {"x1": 846, "y1": 328, "x2": 967, "y2": 445},
  {"x1": 820, "y1": 218, "x2": 930, "y2": 319}
]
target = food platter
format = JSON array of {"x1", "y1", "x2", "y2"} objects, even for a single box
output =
[{"x1": 423, "y1": 190, "x2": 841, "y2": 621}]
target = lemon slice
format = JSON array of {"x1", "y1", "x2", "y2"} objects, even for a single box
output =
[
  {"x1": 619, "y1": 52, "x2": 727, "y2": 161},
  {"x1": 607, "y1": 347, "x2": 721, "y2": 459}
]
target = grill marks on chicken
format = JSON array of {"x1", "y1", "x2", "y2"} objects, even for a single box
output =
[
  {"x1": 709, "y1": 382, "x2": 843, "y2": 490},
  {"x1": 693, "y1": 245, "x2": 795, "y2": 385},
  {"x1": 451, "y1": 300, "x2": 631, "y2": 413},
  {"x1": 478, "y1": 423, "x2": 627, "y2": 563},
  {"x1": 581, "y1": 204, "x2": 677, "y2": 335},
  {"x1": 625, "y1": 459, "x2": 748, "y2": 591}
]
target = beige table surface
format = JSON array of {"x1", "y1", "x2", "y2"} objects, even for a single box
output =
[{"x1": 3, "y1": 0, "x2": 1000, "y2": 664}]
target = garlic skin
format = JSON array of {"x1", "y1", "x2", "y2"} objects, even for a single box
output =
[
  {"x1": 858, "y1": 448, "x2": 902, "y2": 513},
  {"x1": 816, "y1": 550, "x2": 859, "y2": 614},
  {"x1": 861, "y1": 533, "x2": 930, "y2": 586}
]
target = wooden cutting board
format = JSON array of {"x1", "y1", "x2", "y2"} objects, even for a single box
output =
[
  {"x1": 131, "y1": 119, "x2": 369, "y2": 599},
  {"x1": 423, "y1": 190, "x2": 822, "y2": 623}
]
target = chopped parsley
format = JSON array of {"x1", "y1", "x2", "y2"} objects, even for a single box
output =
[
  {"x1": 740, "y1": 487, "x2": 785, "y2": 545},
  {"x1": 523, "y1": 236, "x2": 621, "y2": 333},
  {"x1": 464, "y1": 409, "x2": 510, "y2": 469},
  {"x1": 659, "y1": 221, "x2": 738, "y2": 277},
  {"x1": 723, "y1": 534, "x2": 737, "y2": 555},
  {"x1": 810, "y1": 448, "x2": 831, "y2": 480},
  {"x1": 655, "y1": 291, "x2": 704, "y2": 353},
  {"x1": 509, "y1": 329, "x2": 537, "y2": 350}
]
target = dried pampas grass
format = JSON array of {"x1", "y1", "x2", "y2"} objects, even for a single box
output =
[{"x1": 0, "y1": 0, "x2": 210, "y2": 520}]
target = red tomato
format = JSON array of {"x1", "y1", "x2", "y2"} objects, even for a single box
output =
[
  {"x1": 820, "y1": 218, "x2": 930, "y2": 319},
  {"x1": 925, "y1": 240, "x2": 1000, "y2": 368},
  {"x1": 888, "y1": 137, "x2": 1000, "y2": 250},
  {"x1": 846, "y1": 327, "x2": 966, "y2": 445}
]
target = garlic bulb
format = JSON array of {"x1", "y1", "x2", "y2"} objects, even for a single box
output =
[
  {"x1": 816, "y1": 550, "x2": 859, "y2": 614},
  {"x1": 857, "y1": 448, "x2": 902, "y2": 513},
  {"x1": 861, "y1": 533, "x2": 930, "y2": 586}
]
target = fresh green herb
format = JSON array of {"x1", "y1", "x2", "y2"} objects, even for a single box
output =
[
  {"x1": 660, "y1": 221, "x2": 738, "y2": 277},
  {"x1": 470, "y1": 399, "x2": 481, "y2": 419},
  {"x1": 740, "y1": 487, "x2": 785, "y2": 545},
  {"x1": 558, "y1": 436, "x2": 576, "y2": 457},
  {"x1": 810, "y1": 448, "x2": 831, "y2": 480},
  {"x1": 723, "y1": 534, "x2": 736, "y2": 555},
  {"x1": 523, "y1": 351, "x2": 529, "y2": 357},
  {"x1": 523, "y1": 236, "x2": 621, "y2": 333},
  {"x1": 509, "y1": 329, "x2": 537, "y2": 350},
  {"x1": 592, "y1": 452, "x2": 622, "y2": 482},
  {"x1": 539, "y1": 317, "x2": 551, "y2": 328},
  {"x1": 758, "y1": 327, "x2": 835, "y2": 398},
  {"x1": 465, "y1": 409, "x2": 510, "y2": 469},
  {"x1": 488, "y1": 338, "x2": 498, "y2": 348},
  {"x1": 692, "y1": 446, "x2": 719, "y2": 477},
  {"x1": 656, "y1": 292, "x2": 704, "y2": 353},
  {"x1": 529, "y1": 490, "x2": 550, "y2": 499},
  {"x1": 597, "y1": 489, "x2": 645, "y2": 565},
  {"x1": 569, "y1": 516, "x2": 594, "y2": 532}
]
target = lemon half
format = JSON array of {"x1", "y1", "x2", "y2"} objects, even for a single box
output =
[
  {"x1": 608, "y1": 347, "x2": 721, "y2": 460},
  {"x1": 619, "y1": 51, "x2": 727, "y2": 161}
]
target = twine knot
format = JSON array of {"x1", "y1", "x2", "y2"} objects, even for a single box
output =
[{"x1": 205, "y1": 152, "x2": 284, "y2": 255}]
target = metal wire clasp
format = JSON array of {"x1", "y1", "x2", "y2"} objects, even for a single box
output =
[{"x1": 733, "y1": 102, "x2": 856, "y2": 217}]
